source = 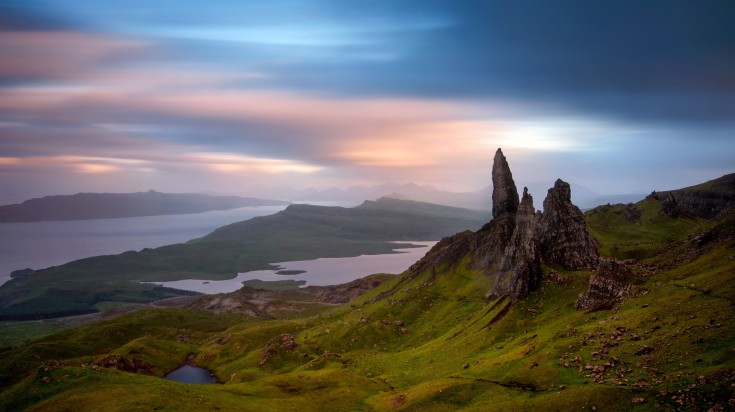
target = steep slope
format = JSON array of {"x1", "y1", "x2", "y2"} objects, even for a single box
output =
[{"x1": 0, "y1": 191, "x2": 289, "y2": 222}]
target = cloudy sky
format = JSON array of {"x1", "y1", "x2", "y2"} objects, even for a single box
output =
[{"x1": 1, "y1": 0, "x2": 733, "y2": 204}]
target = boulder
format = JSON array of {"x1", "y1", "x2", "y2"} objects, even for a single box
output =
[{"x1": 575, "y1": 258, "x2": 634, "y2": 310}]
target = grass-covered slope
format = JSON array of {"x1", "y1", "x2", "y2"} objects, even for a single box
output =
[
  {"x1": 1, "y1": 203, "x2": 733, "y2": 410},
  {"x1": 585, "y1": 198, "x2": 702, "y2": 260},
  {"x1": 0, "y1": 198, "x2": 488, "y2": 320}
]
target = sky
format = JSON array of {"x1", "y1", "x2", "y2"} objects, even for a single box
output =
[{"x1": 0, "y1": 0, "x2": 734, "y2": 205}]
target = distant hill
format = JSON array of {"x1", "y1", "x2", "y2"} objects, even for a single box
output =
[
  {"x1": 0, "y1": 197, "x2": 489, "y2": 320},
  {"x1": 199, "y1": 197, "x2": 490, "y2": 244},
  {"x1": 0, "y1": 191, "x2": 290, "y2": 222}
]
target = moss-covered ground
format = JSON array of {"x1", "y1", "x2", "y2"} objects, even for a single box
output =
[{"x1": 0, "y1": 201, "x2": 733, "y2": 411}]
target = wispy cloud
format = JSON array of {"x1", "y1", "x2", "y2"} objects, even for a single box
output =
[{"x1": 0, "y1": 1, "x2": 733, "y2": 203}]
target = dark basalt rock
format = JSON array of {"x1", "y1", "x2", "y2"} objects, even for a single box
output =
[
  {"x1": 469, "y1": 214, "x2": 517, "y2": 273},
  {"x1": 491, "y1": 188, "x2": 541, "y2": 298},
  {"x1": 575, "y1": 257, "x2": 634, "y2": 310},
  {"x1": 540, "y1": 179, "x2": 599, "y2": 270},
  {"x1": 492, "y1": 148, "x2": 519, "y2": 218},
  {"x1": 408, "y1": 148, "x2": 600, "y2": 300}
]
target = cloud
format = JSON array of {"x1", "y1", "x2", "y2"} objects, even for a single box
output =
[
  {"x1": 0, "y1": 30, "x2": 147, "y2": 81},
  {"x1": 1, "y1": 1, "x2": 733, "y2": 203}
]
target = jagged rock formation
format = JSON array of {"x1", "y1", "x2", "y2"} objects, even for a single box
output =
[
  {"x1": 492, "y1": 148, "x2": 519, "y2": 218},
  {"x1": 494, "y1": 187, "x2": 542, "y2": 298},
  {"x1": 539, "y1": 179, "x2": 599, "y2": 269},
  {"x1": 575, "y1": 258, "x2": 634, "y2": 310},
  {"x1": 408, "y1": 148, "x2": 600, "y2": 300}
]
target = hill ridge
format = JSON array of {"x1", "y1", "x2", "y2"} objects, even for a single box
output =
[{"x1": 0, "y1": 191, "x2": 290, "y2": 222}]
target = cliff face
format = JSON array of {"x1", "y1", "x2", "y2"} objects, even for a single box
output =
[
  {"x1": 494, "y1": 188, "x2": 541, "y2": 298},
  {"x1": 409, "y1": 148, "x2": 600, "y2": 300},
  {"x1": 539, "y1": 179, "x2": 600, "y2": 270},
  {"x1": 649, "y1": 173, "x2": 735, "y2": 219}
]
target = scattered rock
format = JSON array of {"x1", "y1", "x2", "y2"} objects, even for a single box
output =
[
  {"x1": 635, "y1": 345, "x2": 654, "y2": 356},
  {"x1": 260, "y1": 333, "x2": 298, "y2": 365},
  {"x1": 93, "y1": 355, "x2": 155, "y2": 374}
]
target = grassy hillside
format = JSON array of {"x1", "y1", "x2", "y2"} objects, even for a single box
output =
[
  {"x1": 585, "y1": 198, "x2": 702, "y2": 260},
  {"x1": 0, "y1": 201, "x2": 732, "y2": 410},
  {"x1": 0, "y1": 198, "x2": 488, "y2": 320}
]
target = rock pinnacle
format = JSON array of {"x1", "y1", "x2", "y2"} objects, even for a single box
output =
[{"x1": 492, "y1": 148, "x2": 519, "y2": 218}]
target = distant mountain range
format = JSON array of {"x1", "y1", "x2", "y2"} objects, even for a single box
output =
[
  {"x1": 0, "y1": 191, "x2": 290, "y2": 222},
  {"x1": 259, "y1": 183, "x2": 493, "y2": 210}
]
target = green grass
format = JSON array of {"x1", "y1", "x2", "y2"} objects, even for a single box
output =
[
  {"x1": 585, "y1": 198, "x2": 701, "y2": 259},
  {"x1": 1, "y1": 205, "x2": 734, "y2": 410}
]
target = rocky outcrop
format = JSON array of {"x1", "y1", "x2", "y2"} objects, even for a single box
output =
[
  {"x1": 649, "y1": 173, "x2": 735, "y2": 219},
  {"x1": 469, "y1": 214, "x2": 517, "y2": 273},
  {"x1": 260, "y1": 333, "x2": 298, "y2": 364},
  {"x1": 575, "y1": 258, "x2": 634, "y2": 310},
  {"x1": 492, "y1": 148, "x2": 519, "y2": 218},
  {"x1": 94, "y1": 355, "x2": 155, "y2": 374},
  {"x1": 493, "y1": 188, "x2": 541, "y2": 298},
  {"x1": 407, "y1": 148, "x2": 600, "y2": 300},
  {"x1": 540, "y1": 179, "x2": 599, "y2": 270},
  {"x1": 408, "y1": 230, "x2": 475, "y2": 276}
]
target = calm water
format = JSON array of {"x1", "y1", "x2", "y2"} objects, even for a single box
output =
[
  {"x1": 149, "y1": 241, "x2": 437, "y2": 294},
  {"x1": 165, "y1": 365, "x2": 218, "y2": 384},
  {"x1": 0, "y1": 205, "x2": 290, "y2": 286}
]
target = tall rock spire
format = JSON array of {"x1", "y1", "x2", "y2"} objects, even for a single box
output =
[
  {"x1": 492, "y1": 148, "x2": 519, "y2": 218},
  {"x1": 408, "y1": 149, "x2": 599, "y2": 302}
]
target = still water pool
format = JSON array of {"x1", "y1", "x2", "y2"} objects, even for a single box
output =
[{"x1": 165, "y1": 365, "x2": 218, "y2": 384}]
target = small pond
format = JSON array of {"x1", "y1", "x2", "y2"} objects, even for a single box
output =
[{"x1": 165, "y1": 365, "x2": 218, "y2": 384}]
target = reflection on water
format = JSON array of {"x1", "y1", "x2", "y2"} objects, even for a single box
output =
[
  {"x1": 149, "y1": 241, "x2": 437, "y2": 294},
  {"x1": 165, "y1": 364, "x2": 218, "y2": 384}
]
